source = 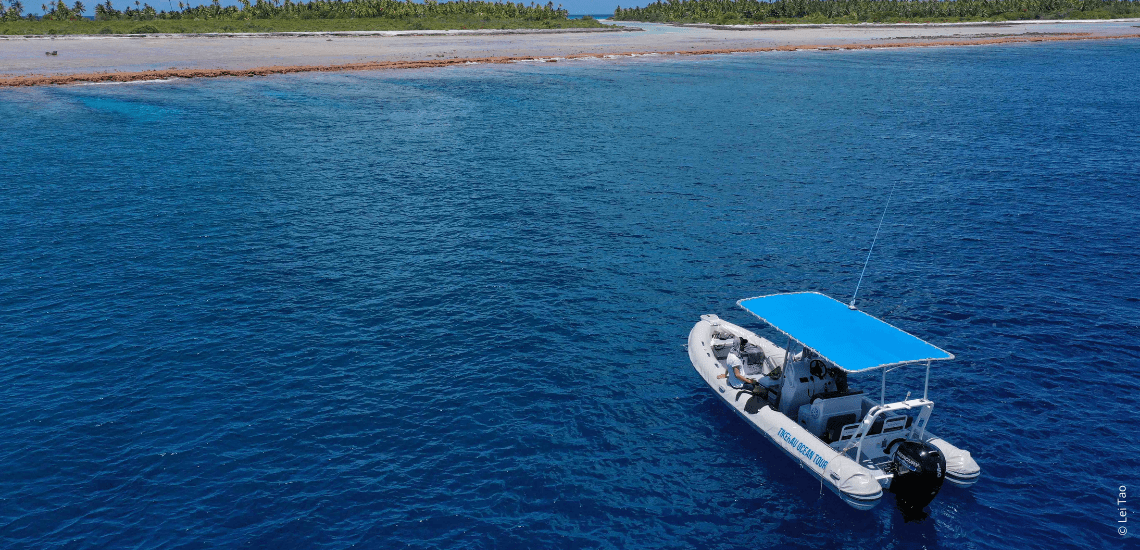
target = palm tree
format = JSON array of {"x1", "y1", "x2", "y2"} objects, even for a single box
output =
[{"x1": 72, "y1": 0, "x2": 83, "y2": 16}]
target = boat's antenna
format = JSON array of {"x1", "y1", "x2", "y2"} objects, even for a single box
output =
[{"x1": 849, "y1": 183, "x2": 895, "y2": 310}]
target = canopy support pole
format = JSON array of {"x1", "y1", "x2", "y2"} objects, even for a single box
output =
[{"x1": 923, "y1": 360, "x2": 931, "y2": 400}]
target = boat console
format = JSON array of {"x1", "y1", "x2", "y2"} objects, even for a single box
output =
[{"x1": 778, "y1": 353, "x2": 847, "y2": 418}]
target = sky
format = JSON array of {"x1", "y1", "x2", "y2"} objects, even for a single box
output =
[{"x1": 17, "y1": 0, "x2": 625, "y2": 16}]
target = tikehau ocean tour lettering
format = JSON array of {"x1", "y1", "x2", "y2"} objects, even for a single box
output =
[{"x1": 777, "y1": 427, "x2": 828, "y2": 470}]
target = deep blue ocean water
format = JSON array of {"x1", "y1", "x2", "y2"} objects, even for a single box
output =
[{"x1": 2, "y1": 41, "x2": 1139, "y2": 549}]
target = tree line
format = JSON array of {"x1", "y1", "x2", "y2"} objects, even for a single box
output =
[
  {"x1": 0, "y1": 0, "x2": 570, "y2": 21},
  {"x1": 611, "y1": 0, "x2": 1140, "y2": 23}
]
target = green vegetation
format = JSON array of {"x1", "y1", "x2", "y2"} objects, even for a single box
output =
[
  {"x1": 0, "y1": 0, "x2": 607, "y2": 35},
  {"x1": 612, "y1": 0, "x2": 1140, "y2": 24}
]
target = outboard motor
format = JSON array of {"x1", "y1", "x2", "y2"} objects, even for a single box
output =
[{"x1": 888, "y1": 440, "x2": 946, "y2": 511}]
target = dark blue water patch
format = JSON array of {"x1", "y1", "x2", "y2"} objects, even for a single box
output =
[{"x1": 1, "y1": 41, "x2": 1138, "y2": 549}]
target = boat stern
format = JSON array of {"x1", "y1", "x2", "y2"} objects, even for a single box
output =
[
  {"x1": 944, "y1": 451, "x2": 981, "y2": 488},
  {"x1": 837, "y1": 471, "x2": 884, "y2": 510},
  {"x1": 926, "y1": 437, "x2": 981, "y2": 488},
  {"x1": 825, "y1": 462, "x2": 884, "y2": 510}
]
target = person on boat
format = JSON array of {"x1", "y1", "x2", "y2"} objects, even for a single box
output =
[
  {"x1": 727, "y1": 338, "x2": 767, "y2": 386},
  {"x1": 726, "y1": 349, "x2": 751, "y2": 385}
]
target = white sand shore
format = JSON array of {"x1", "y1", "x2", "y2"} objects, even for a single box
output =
[{"x1": 2, "y1": 19, "x2": 1138, "y2": 85}]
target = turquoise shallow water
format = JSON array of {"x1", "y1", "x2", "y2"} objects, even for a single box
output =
[{"x1": 2, "y1": 41, "x2": 1139, "y2": 549}]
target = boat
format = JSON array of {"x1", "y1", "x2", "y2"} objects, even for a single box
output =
[{"x1": 687, "y1": 291, "x2": 981, "y2": 511}]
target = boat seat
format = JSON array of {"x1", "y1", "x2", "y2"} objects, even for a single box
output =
[
  {"x1": 834, "y1": 415, "x2": 914, "y2": 444},
  {"x1": 837, "y1": 423, "x2": 861, "y2": 443},
  {"x1": 742, "y1": 347, "x2": 768, "y2": 375},
  {"x1": 823, "y1": 413, "x2": 858, "y2": 443},
  {"x1": 867, "y1": 414, "x2": 913, "y2": 436},
  {"x1": 798, "y1": 392, "x2": 864, "y2": 438},
  {"x1": 710, "y1": 337, "x2": 734, "y2": 359},
  {"x1": 811, "y1": 389, "x2": 862, "y2": 402},
  {"x1": 881, "y1": 415, "x2": 910, "y2": 435}
]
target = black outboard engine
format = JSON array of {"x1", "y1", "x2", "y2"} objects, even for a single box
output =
[{"x1": 888, "y1": 440, "x2": 946, "y2": 511}]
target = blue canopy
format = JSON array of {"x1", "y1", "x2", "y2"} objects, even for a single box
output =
[{"x1": 737, "y1": 292, "x2": 953, "y2": 373}]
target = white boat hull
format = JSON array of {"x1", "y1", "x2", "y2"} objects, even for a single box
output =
[
  {"x1": 688, "y1": 318, "x2": 885, "y2": 510},
  {"x1": 928, "y1": 437, "x2": 981, "y2": 488},
  {"x1": 689, "y1": 316, "x2": 981, "y2": 509}
]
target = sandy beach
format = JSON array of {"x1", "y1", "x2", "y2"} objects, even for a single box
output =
[{"x1": 2, "y1": 19, "x2": 1138, "y2": 86}]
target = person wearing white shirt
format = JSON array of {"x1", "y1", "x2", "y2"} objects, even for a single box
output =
[
  {"x1": 726, "y1": 350, "x2": 752, "y2": 384},
  {"x1": 725, "y1": 338, "x2": 768, "y2": 386}
]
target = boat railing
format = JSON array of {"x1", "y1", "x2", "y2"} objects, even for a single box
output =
[{"x1": 848, "y1": 398, "x2": 934, "y2": 463}]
